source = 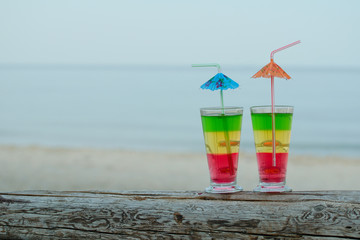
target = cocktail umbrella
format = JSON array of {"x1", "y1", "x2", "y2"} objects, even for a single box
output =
[
  {"x1": 193, "y1": 63, "x2": 239, "y2": 175},
  {"x1": 201, "y1": 72, "x2": 239, "y2": 90},
  {"x1": 252, "y1": 59, "x2": 291, "y2": 80},
  {"x1": 193, "y1": 63, "x2": 239, "y2": 110},
  {"x1": 252, "y1": 40, "x2": 301, "y2": 166}
]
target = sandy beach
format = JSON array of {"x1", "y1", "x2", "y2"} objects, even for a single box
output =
[{"x1": 0, "y1": 145, "x2": 359, "y2": 192}]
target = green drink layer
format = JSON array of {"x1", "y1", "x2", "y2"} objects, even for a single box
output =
[
  {"x1": 251, "y1": 113, "x2": 292, "y2": 130},
  {"x1": 201, "y1": 115, "x2": 242, "y2": 132}
]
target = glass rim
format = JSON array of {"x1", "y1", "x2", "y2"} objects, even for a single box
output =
[
  {"x1": 200, "y1": 106, "x2": 243, "y2": 116},
  {"x1": 250, "y1": 105, "x2": 293, "y2": 114}
]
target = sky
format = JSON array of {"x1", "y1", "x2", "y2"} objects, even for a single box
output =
[{"x1": 0, "y1": 0, "x2": 359, "y2": 68}]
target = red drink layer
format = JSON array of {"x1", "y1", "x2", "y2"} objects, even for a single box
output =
[
  {"x1": 207, "y1": 153, "x2": 238, "y2": 183},
  {"x1": 256, "y1": 152, "x2": 288, "y2": 183}
]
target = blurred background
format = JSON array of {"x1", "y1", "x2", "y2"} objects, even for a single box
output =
[{"x1": 0, "y1": 0, "x2": 359, "y2": 157}]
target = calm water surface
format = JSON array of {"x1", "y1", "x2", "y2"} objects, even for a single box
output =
[{"x1": 0, "y1": 65, "x2": 359, "y2": 157}]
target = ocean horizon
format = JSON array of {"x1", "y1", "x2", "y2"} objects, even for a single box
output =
[{"x1": 0, "y1": 64, "x2": 359, "y2": 157}]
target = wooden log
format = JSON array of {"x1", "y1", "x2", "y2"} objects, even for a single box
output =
[{"x1": 0, "y1": 190, "x2": 359, "y2": 239}]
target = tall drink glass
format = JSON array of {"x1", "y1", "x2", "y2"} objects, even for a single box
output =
[
  {"x1": 250, "y1": 105, "x2": 293, "y2": 192},
  {"x1": 200, "y1": 107, "x2": 243, "y2": 193}
]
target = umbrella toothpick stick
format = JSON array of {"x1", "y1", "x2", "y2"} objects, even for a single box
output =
[{"x1": 269, "y1": 40, "x2": 301, "y2": 166}]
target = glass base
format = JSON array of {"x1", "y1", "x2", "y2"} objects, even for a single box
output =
[
  {"x1": 205, "y1": 182, "x2": 243, "y2": 193},
  {"x1": 253, "y1": 182, "x2": 292, "y2": 193}
]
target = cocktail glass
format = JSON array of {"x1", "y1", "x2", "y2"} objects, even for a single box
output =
[
  {"x1": 251, "y1": 105, "x2": 293, "y2": 192},
  {"x1": 200, "y1": 107, "x2": 243, "y2": 193}
]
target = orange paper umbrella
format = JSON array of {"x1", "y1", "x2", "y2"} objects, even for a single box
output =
[
  {"x1": 251, "y1": 40, "x2": 301, "y2": 167},
  {"x1": 252, "y1": 58, "x2": 291, "y2": 80}
]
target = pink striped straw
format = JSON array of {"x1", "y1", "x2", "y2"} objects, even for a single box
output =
[
  {"x1": 271, "y1": 40, "x2": 301, "y2": 60},
  {"x1": 270, "y1": 40, "x2": 301, "y2": 167}
]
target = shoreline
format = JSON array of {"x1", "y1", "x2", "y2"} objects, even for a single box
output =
[{"x1": 0, "y1": 145, "x2": 359, "y2": 192}]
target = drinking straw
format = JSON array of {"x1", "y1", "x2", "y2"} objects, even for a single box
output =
[
  {"x1": 270, "y1": 40, "x2": 301, "y2": 166},
  {"x1": 192, "y1": 63, "x2": 222, "y2": 72},
  {"x1": 193, "y1": 64, "x2": 235, "y2": 175},
  {"x1": 270, "y1": 40, "x2": 301, "y2": 60}
]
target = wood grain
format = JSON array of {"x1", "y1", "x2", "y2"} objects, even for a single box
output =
[{"x1": 0, "y1": 191, "x2": 359, "y2": 239}]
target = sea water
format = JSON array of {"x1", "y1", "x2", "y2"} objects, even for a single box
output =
[{"x1": 0, "y1": 64, "x2": 359, "y2": 157}]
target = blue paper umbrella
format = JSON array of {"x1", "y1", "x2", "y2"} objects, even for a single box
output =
[
  {"x1": 201, "y1": 73, "x2": 239, "y2": 91},
  {"x1": 192, "y1": 64, "x2": 239, "y2": 109}
]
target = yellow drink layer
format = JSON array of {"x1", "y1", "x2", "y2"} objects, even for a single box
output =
[
  {"x1": 253, "y1": 130, "x2": 291, "y2": 153},
  {"x1": 203, "y1": 131, "x2": 241, "y2": 155}
]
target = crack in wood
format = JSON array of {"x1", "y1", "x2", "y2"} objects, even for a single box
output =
[
  {"x1": 0, "y1": 196, "x2": 30, "y2": 204},
  {"x1": 173, "y1": 212, "x2": 184, "y2": 224}
]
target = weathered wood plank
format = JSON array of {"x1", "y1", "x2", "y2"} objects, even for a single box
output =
[{"x1": 0, "y1": 191, "x2": 359, "y2": 239}]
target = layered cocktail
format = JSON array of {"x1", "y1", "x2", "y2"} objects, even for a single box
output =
[
  {"x1": 201, "y1": 107, "x2": 243, "y2": 193},
  {"x1": 251, "y1": 105, "x2": 293, "y2": 192}
]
